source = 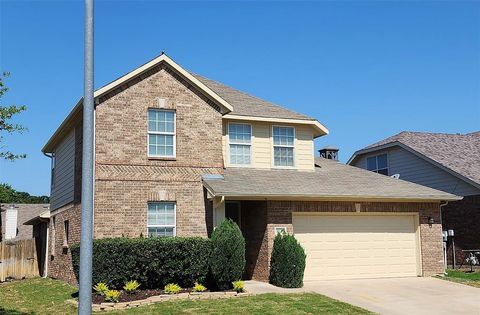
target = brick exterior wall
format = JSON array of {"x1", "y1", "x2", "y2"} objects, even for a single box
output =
[
  {"x1": 241, "y1": 201, "x2": 268, "y2": 280},
  {"x1": 93, "y1": 64, "x2": 224, "y2": 239},
  {"x1": 442, "y1": 195, "x2": 480, "y2": 266},
  {"x1": 241, "y1": 200, "x2": 444, "y2": 281},
  {"x1": 47, "y1": 203, "x2": 81, "y2": 285}
]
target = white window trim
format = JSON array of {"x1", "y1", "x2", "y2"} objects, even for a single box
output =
[
  {"x1": 271, "y1": 125, "x2": 296, "y2": 168},
  {"x1": 147, "y1": 109, "x2": 176, "y2": 158},
  {"x1": 367, "y1": 153, "x2": 389, "y2": 175},
  {"x1": 147, "y1": 202, "x2": 177, "y2": 237},
  {"x1": 227, "y1": 122, "x2": 253, "y2": 167}
]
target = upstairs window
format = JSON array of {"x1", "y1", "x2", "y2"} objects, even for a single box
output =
[
  {"x1": 147, "y1": 202, "x2": 176, "y2": 237},
  {"x1": 148, "y1": 109, "x2": 175, "y2": 158},
  {"x1": 367, "y1": 153, "x2": 389, "y2": 175},
  {"x1": 228, "y1": 123, "x2": 252, "y2": 165},
  {"x1": 273, "y1": 126, "x2": 295, "y2": 167}
]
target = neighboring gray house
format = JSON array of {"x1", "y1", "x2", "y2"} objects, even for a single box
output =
[{"x1": 348, "y1": 131, "x2": 480, "y2": 266}]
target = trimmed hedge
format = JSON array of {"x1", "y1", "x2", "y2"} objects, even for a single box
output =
[
  {"x1": 71, "y1": 237, "x2": 211, "y2": 290},
  {"x1": 209, "y1": 219, "x2": 245, "y2": 290},
  {"x1": 269, "y1": 233, "x2": 306, "y2": 288}
]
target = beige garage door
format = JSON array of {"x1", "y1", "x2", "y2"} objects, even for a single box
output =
[{"x1": 293, "y1": 214, "x2": 419, "y2": 280}]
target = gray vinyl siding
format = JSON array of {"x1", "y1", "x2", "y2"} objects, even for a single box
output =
[
  {"x1": 352, "y1": 146, "x2": 480, "y2": 197},
  {"x1": 50, "y1": 130, "x2": 75, "y2": 210}
]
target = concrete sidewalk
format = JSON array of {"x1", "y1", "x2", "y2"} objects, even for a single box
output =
[{"x1": 245, "y1": 277, "x2": 480, "y2": 315}]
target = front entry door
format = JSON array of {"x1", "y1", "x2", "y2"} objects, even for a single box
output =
[{"x1": 225, "y1": 202, "x2": 241, "y2": 228}]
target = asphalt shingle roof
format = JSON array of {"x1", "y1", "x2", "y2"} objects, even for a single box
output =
[
  {"x1": 363, "y1": 131, "x2": 480, "y2": 186},
  {"x1": 191, "y1": 73, "x2": 316, "y2": 121},
  {"x1": 203, "y1": 158, "x2": 461, "y2": 201}
]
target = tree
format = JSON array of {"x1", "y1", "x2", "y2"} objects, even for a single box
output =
[
  {"x1": 0, "y1": 72, "x2": 27, "y2": 161},
  {"x1": 0, "y1": 183, "x2": 49, "y2": 204}
]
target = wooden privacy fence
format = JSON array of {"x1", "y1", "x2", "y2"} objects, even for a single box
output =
[{"x1": 0, "y1": 239, "x2": 39, "y2": 282}]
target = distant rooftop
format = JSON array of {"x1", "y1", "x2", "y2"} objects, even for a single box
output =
[{"x1": 351, "y1": 131, "x2": 480, "y2": 186}]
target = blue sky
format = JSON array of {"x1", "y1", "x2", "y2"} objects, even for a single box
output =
[{"x1": 1, "y1": 1, "x2": 479, "y2": 196}]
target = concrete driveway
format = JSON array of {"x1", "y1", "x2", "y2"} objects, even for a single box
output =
[
  {"x1": 245, "y1": 277, "x2": 480, "y2": 315},
  {"x1": 303, "y1": 277, "x2": 480, "y2": 315}
]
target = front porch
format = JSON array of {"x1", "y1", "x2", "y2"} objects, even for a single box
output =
[{"x1": 213, "y1": 200, "x2": 293, "y2": 281}]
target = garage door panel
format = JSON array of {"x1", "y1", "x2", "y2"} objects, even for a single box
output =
[{"x1": 293, "y1": 214, "x2": 418, "y2": 280}]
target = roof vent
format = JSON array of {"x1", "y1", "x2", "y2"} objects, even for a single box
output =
[{"x1": 319, "y1": 146, "x2": 339, "y2": 161}]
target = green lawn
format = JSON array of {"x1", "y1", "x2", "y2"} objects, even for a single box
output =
[
  {"x1": 0, "y1": 278, "x2": 372, "y2": 315},
  {"x1": 0, "y1": 278, "x2": 77, "y2": 315},
  {"x1": 442, "y1": 269, "x2": 480, "y2": 288}
]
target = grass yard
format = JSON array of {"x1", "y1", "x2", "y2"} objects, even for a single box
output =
[
  {"x1": 0, "y1": 278, "x2": 372, "y2": 315},
  {"x1": 0, "y1": 278, "x2": 77, "y2": 315},
  {"x1": 442, "y1": 269, "x2": 480, "y2": 288}
]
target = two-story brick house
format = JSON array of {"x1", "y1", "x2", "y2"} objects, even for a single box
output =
[{"x1": 42, "y1": 54, "x2": 460, "y2": 284}]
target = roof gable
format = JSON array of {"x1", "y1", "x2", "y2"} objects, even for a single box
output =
[
  {"x1": 43, "y1": 54, "x2": 328, "y2": 152},
  {"x1": 95, "y1": 54, "x2": 233, "y2": 113}
]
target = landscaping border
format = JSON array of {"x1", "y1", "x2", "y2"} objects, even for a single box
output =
[{"x1": 69, "y1": 291, "x2": 252, "y2": 312}]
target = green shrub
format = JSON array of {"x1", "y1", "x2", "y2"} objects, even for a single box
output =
[
  {"x1": 209, "y1": 219, "x2": 246, "y2": 290},
  {"x1": 192, "y1": 282, "x2": 207, "y2": 292},
  {"x1": 93, "y1": 282, "x2": 109, "y2": 296},
  {"x1": 71, "y1": 237, "x2": 212, "y2": 290},
  {"x1": 269, "y1": 233, "x2": 306, "y2": 288},
  {"x1": 232, "y1": 280, "x2": 245, "y2": 293},
  {"x1": 164, "y1": 283, "x2": 181, "y2": 294},
  {"x1": 105, "y1": 290, "x2": 121, "y2": 303},
  {"x1": 123, "y1": 280, "x2": 140, "y2": 294}
]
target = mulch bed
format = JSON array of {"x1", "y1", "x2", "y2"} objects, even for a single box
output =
[{"x1": 92, "y1": 288, "x2": 204, "y2": 304}]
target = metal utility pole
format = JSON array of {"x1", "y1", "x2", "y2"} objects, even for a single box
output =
[{"x1": 78, "y1": 0, "x2": 94, "y2": 313}]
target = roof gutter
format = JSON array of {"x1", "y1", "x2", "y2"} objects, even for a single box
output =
[{"x1": 203, "y1": 192, "x2": 462, "y2": 203}]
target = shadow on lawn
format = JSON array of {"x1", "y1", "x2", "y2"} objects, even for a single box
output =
[{"x1": 0, "y1": 307, "x2": 34, "y2": 315}]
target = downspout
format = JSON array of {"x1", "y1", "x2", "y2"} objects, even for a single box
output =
[
  {"x1": 43, "y1": 221, "x2": 49, "y2": 278},
  {"x1": 439, "y1": 201, "x2": 449, "y2": 273}
]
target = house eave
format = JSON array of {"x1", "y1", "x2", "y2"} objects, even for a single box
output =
[
  {"x1": 204, "y1": 191, "x2": 462, "y2": 203},
  {"x1": 223, "y1": 114, "x2": 329, "y2": 137}
]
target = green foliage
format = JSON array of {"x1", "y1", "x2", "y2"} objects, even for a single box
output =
[
  {"x1": 269, "y1": 234, "x2": 306, "y2": 288},
  {"x1": 192, "y1": 282, "x2": 207, "y2": 292},
  {"x1": 93, "y1": 282, "x2": 109, "y2": 296},
  {"x1": 232, "y1": 280, "x2": 245, "y2": 293},
  {"x1": 123, "y1": 280, "x2": 140, "y2": 294},
  {"x1": 104, "y1": 290, "x2": 121, "y2": 303},
  {"x1": 164, "y1": 283, "x2": 181, "y2": 294},
  {"x1": 71, "y1": 237, "x2": 212, "y2": 290},
  {"x1": 0, "y1": 183, "x2": 49, "y2": 204},
  {"x1": 0, "y1": 72, "x2": 27, "y2": 161},
  {"x1": 209, "y1": 219, "x2": 245, "y2": 290},
  {"x1": 445, "y1": 269, "x2": 480, "y2": 281}
]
